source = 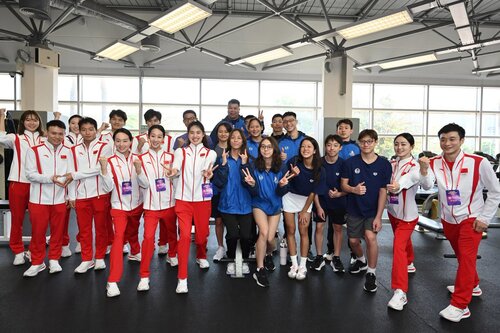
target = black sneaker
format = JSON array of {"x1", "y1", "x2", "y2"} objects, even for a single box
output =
[
  {"x1": 324, "y1": 251, "x2": 334, "y2": 261},
  {"x1": 363, "y1": 273, "x2": 377, "y2": 292},
  {"x1": 310, "y1": 255, "x2": 325, "y2": 271},
  {"x1": 307, "y1": 251, "x2": 314, "y2": 262},
  {"x1": 331, "y1": 256, "x2": 345, "y2": 273},
  {"x1": 350, "y1": 252, "x2": 357, "y2": 265},
  {"x1": 253, "y1": 268, "x2": 269, "y2": 287},
  {"x1": 264, "y1": 254, "x2": 275, "y2": 271},
  {"x1": 349, "y1": 259, "x2": 368, "y2": 274}
]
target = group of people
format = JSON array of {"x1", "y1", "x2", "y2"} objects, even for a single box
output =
[{"x1": 1, "y1": 98, "x2": 499, "y2": 323}]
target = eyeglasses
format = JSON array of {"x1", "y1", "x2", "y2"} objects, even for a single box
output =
[
  {"x1": 260, "y1": 145, "x2": 273, "y2": 150},
  {"x1": 359, "y1": 139, "x2": 375, "y2": 146}
]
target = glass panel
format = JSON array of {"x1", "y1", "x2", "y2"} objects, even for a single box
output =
[
  {"x1": 201, "y1": 79, "x2": 258, "y2": 105},
  {"x1": 482, "y1": 87, "x2": 500, "y2": 111},
  {"x1": 482, "y1": 112, "x2": 500, "y2": 136},
  {"x1": 373, "y1": 110, "x2": 425, "y2": 135},
  {"x1": 374, "y1": 84, "x2": 425, "y2": 109},
  {"x1": 142, "y1": 105, "x2": 199, "y2": 133},
  {"x1": 0, "y1": 74, "x2": 14, "y2": 100},
  {"x1": 260, "y1": 81, "x2": 316, "y2": 107},
  {"x1": 81, "y1": 76, "x2": 139, "y2": 103},
  {"x1": 352, "y1": 109, "x2": 370, "y2": 130},
  {"x1": 427, "y1": 136, "x2": 477, "y2": 154},
  {"x1": 317, "y1": 82, "x2": 323, "y2": 109},
  {"x1": 428, "y1": 112, "x2": 477, "y2": 137},
  {"x1": 58, "y1": 75, "x2": 78, "y2": 101},
  {"x1": 143, "y1": 77, "x2": 199, "y2": 104},
  {"x1": 429, "y1": 86, "x2": 480, "y2": 111},
  {"x1": 376, "y1": 136, "x2": 423, "y2": 159},
  {"x1": 353, "y1": 83, "x2": 372, "y2": 108},
  {"x1": 57, "y1": 103, "x2": 78, "y2": 116},
  {"x1": 0, "y1": 101, "x2": 15, "y2": 111},
  {"x1": 81, "y1": 104, "x2": 140, "y2": 130},
  {"x1": 480, "y1": 138, "x2": 500, "y2": 157},
  {"x1": 201, "y1": 106, "x2": 260, "y2": 134}
]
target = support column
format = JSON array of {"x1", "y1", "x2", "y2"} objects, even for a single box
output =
[{"x1": 20, "y1": 52, "x2": 58, "y2": 112}]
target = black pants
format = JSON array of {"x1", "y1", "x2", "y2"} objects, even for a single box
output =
[{"x1": 221, "y1": 213, "x2": 253, "y2": 259}]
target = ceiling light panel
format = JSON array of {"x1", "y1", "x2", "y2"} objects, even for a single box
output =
[
  {"x1": 379, "y1": 53, "x2": 437, "y2": 69},
  {"x1": 242, "y1": 47, "x2": 293, "y2": 65},
  {"x1": 150, "y1": 0, "x2": 212, "y2": 34},
  {"x1": 96, "y1": 40, "x2": 140, "y2": 61}
]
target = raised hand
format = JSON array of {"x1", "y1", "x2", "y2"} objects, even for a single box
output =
[
  {"x1": 162, "y1": 163, "x2": 178, "y2": 178},
  {"x1": 137, "y1": 137, "x2": 147, "y2": 152},
  {"x1": 239, "y1": 149, "x2": 249, "y2": 165},
  {"x1": 258, "y1": 109, "x2": 264, "y2": 121},
  {"x1": 353, "y1": 182, "x2": 366, "y2": 195},
  {"x1": 387, "y1": 181, "x2": 400, "y2": 194},
  {"x1": 53, "y1": 111, "x2": 61, "y2": 120},
  {"x1": 176, "y1": 137, "x2": 186, "y2": 148},
  {"x1": 418, "y1": 156, "x2": 430, "y2": 175},
  {"x1": 202, "y1": 162, "x2": 218, "y2": 180},
  {"x1": 241, "y1": 167, "x2": 256, "y2": 187},
  {"x1": 280, "y1": 147, "x2": 287, "y2": 161},
  {"x1": 289, "y1": 163, "x2": 300, "y2": 178},
  {"x1": 133, "y1": 158, "x2": 142, "y2": 173},
  {"x1": 99, "y1": 156, "x2": 108, "y2": 168},
  {"x1": 221, "y1": 149, "x2": 228, "y2": 166},
  {"x1": 278, "y1": 170, "x2": 294, "y2": 187},
  {"x1": 98, "y1": 122, "x2": 110, "y2": 133},
  {"x1": 0, "y1": 108, "x2": 5, "y2": 117}
]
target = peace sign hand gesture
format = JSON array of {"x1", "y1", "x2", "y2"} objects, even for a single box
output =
[
  {"x1": 258, "y1": 110, "x2": 264, "y2": 121},
  {"x1": 278, "y1": 170, "x2": 294, "y2": 187},
  {"x1": 162, "y1": 164, "x2": 178, "y2": 178},
  {"x1": 221, "y1": 149, "x2": 228, "y2": 166},
  {"x1": 289, "y1": 163, "x2": 300, "y2": 178},
  {"x1": 202, "y1": 163, "x2": 219, "y2": 180},
  {"x1": 239, "y1": 149, "x2": 249, "y2": 165},
  {"x1": 241, "y1": 167, "x2": 256, "y2": 187}
]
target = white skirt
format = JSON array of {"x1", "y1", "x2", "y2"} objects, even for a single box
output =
[{"x1": 282, "y1": 192, "x2": 313, "y2": 214}]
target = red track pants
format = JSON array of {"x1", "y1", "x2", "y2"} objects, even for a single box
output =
[
  {"x1": 442, "y1": 218, "x2": 482, "y2": 309},
  {"x1": 389, "y1": 214, "x2": 417, "y2": 292},
  {"x1": 175, "y1": 200, "x2": 211, "y2": 279},
  {"x1": 140, "y1": 208, "x2": 177, "y2": 278},
  {"x1": 8, "y1": 182, "x2": 30, "y2": 254},
  {"x1": 28, "y1": 203, "x2": 66, "y2": 265}
]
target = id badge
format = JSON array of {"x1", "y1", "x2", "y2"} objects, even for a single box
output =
[
  {"x1": 121, "y1": 181, "x2": 132, "y2": 195},
  {"x1": 446, "y1": 189, "x2": 461, "y2": 206},
  {"x1": 201, "y1": 183, "x2": 213, "y2": 199},
  {"x1": 389, "y1": 193, "x2": 399, "y2": 204},
  {"x1": 155, "y1": 178, "x2": 167, "y2": 192}
]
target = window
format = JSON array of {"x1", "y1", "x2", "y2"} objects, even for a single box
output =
[
  {"x1": 429, "y1": 86, "x2": 480, "y2": 111},
  {"x1": 373, "y1": 110, "x2": 425, "y2": 135},
  {"x1": 81, "y1": 103, "x2": 140, "y2": 131},
  {"x1": 142, "y1": 104, "x2": 199, "y2": 133},
  {"x1": 352, "y1": 83, "x2": 372, "y2": 108},
  {"x1": 483, "y1": 87, "x2": 500, "y2": 111},
  {"x1": 201, "y1": 79, "x2": 258, "y2": 105},
  {"x1": 82, "y1": 76, "x2": 139, "y2": 103},
  {"x1": 374, "y1": 84, "x2": 425, "y2": 110},
  {"x1": 352, "y1": 109, "x2": 370, "y2": 130},
  {"x1": 143, "y1": 77, "x2": 199, "y2": 104},
  {"x1": 376, "y1": 136, "x2": 424, "y2": 158},
  {"x1": 260, "y1": 81, "x2": 316, "y2": 107}
]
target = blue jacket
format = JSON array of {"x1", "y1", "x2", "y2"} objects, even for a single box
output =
[
  {"x1": 278, "y1": 131, "x2": 307, "y2": 164},
  {"x1": 213, "y1": 155, "x2": 252, "y2": 214},
  {"x1": 339, "y1": 140, "x2": 360, "y2": 160},
  {"x1": 247, "y1": 137, "x2": 262, "y2": 159},
  {"x1": 210, "y1": 116, "x2": 247, "y2": 146}
]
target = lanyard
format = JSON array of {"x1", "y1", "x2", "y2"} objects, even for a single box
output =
[
  {"x1": 115, "y1": 153, "x2": 133, "y2": 182},
  {"x1": 148, "y1": 150, "x2": 166, "y2": 179},
  {"x1": 391, "y1": 158, "x2": 414, "y2": 184},
  {"x1": 442, "y1": 156, "x2": 464, "y2": 190}
]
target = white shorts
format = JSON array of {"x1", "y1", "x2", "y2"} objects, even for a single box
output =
[{"x1": 282, "y1": 192, "x2": 313, "y2": 214}]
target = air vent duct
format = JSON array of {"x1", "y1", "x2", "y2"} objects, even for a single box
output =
[
  {"x1": 19, "y1": 0, "x2": 51, "y2": 21},
  {"x1": 140, "y1": 35, "x2": 161, "y2": 53}
]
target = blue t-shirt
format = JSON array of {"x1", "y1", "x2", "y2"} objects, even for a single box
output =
[
  {"x1": 278, "y1": 131, "x2": 306, "y2": 163},
  {"x1": 215, "y1": 156, "x2": 252, "y2": 215},
  {"x1": 319, "y1": 157, "x2": 347, "y2": 210},
  {"x1": 339, "y1": 140, "x2": 360, "y2": 160},
  {"x1": 341, "y1": 154, "x2": 391, "y2": 218},
  {"x1": 287, "y1": 159, "x2": 326, "y2": 197}
]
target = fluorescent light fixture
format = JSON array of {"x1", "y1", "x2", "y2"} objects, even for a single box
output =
[
  {"x1": 472, "y1": 65, "x2": 500, "y2": 74},
  {"x1": 149, "y1": 0, "x2": 212, "y2": 34},
  {"x1": 287, "y1": 40, "x2": 312, "y2": 49},
  {"x1": 337, "y1": 9, "x2": 413, "y2": 40},
  {"x1": 96, "y1": 40, "x2": 140, "y2": 61},
  {"x1": 379, "y1": 52, "x2": 437, "y2": 69},
  {"x1": 355, "y1": 62, "x2": 379, "y2": 70},
  {"x1": 230, "y1": 46, "x2": 293, "y2": 66}
]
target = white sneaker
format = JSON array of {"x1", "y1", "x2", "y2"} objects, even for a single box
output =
[
  {"x1": 447, "y1": 284, "x2": 482, "y2": 297},
  {"x1": 176, "y1": 279, "x2": 188, "y2": 294},
  {"x1": 439, "y1": 304, "x2": 471, "y2": 322},
  {"x1": 23, "y1": 263, "x2": 46, "y2": 277},
  {"x1": 49, "y1": 260, "x2": 62, "y2": 274},
  {"x1": 128, "y1": 253, "x2": 142, "y2": 262},
  {"x1": 94, "y1": 259, "x2": 106, "y2": 270},
  {"x1": 388, "y1": 289, "x2": 408, "y2": 311},
  {"x1": 288, "y1": 265, "x2": 299, "y2": 279},
  {"x1": 213, "y1": 246, "x2": 226, "y2": 262},
  {"x1": 13, "y1": 253, "x2": 26, "y2": 266},
  {"x1": 137, "y1": 278, "x2": 150, "y2": 291},
  {"x1": 25, "y1": 250, "x2": 31, "y2": 262},
  {"x1": 106, "y1": 282, "x2": 120, "y2": 297},
  {"x1": 61, "y1": 245, "x2": 72, "y2": 258},
  {"x1": 74, "y1": 260, "x2": 95, "y2": 274},
  {"x1": 46, "y1": 235, "x2": 51, "y2": 245},
  {"x1": 242, "y1": 262, "x2": 250, "y2": 274},
  {"x1": 166, "y1": 255, "x2": 178, "y2": 267},
  {"x1": 296, "y1": 266, "x2": 307, "y2": 280},
  {"x1": 106, "y1": 245, "x2": 111, "y2": 255},
  {"x1": 74, "y1": 242, "x2": 81, "y2": 254},
  {"x1": 226, "y1": 262, "x2": 235, "y2": 275},
  {"x1": 123, "y1": 244, "x2": 129, "y2": 254},
  {"x1": 407, "y1": 263, "x2": 416, "y2": 273},
  {"x1": 157, "y1": 245, "x2": 168, "y2": 255},
  {"x1": 196, "y1": 258, "x2": 210, "y2": 269}
]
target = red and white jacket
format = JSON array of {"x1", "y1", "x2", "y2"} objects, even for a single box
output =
[
  {"x1": 172, "y1": 143, "x2": 217, "y2": 202},
  {"x1": 64, "y1": 132, "x2": 83, "y2": 147},
  {"x1": 25, "y1": 141, "x2": 73, "y2": 205},
  {"x1": 0, "y1": 130, "x2": 44, "y2": 183},
  {"x1": 99, "y1": 132, "x2": 116, "y2": 154},
  {"x1": 386, "y1": 157, "x2": 428, "y2": 221},
  {"x1": 421, "y1": 150, "x2": 500, "y2": 225},
  {"x1": 137, "y1": 149, "x2": 175, "y2": 210},
  {"x1": 132, "y1": 132, "x2": 173, "y2": 155},
  {"x1": 68, "y1": 138, "x2": 112, "y2": 200},
  {"x1": 101, "y1": 152, "x2": 143, "y2": 211}
]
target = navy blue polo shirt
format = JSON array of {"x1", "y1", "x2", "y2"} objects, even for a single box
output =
[
  {"x1": 341, "y1": 154, "x2": 391, "y2": 218},
  {"x1": 319, "y1": 157, "x2": 346, "y2": 210},
  {"x1": 288, "y1": 160, "x2": 326, "y2": 197}
]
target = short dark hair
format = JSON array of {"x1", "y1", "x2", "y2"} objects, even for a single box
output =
[
  {"x1": 358, "y1": 129, "x2": 378, "y2": 141},
  {"x1": 228, "y1": 99, "x2": 240, "y2": 106},
  {"x1": 68, "y1": 114, "x2": 82, "y2": 125},
  {"x1": 113, "y1": 128, "x2": 133, "y2": 141},
  {"x1": 148, "y1": 124, "x2": 165, "y2": 137},
  {"x1": 46, "y1": 120, "x2": 66, "y2": 130},
  {"x1": 109, "y1": 109, "x2": 127, "y2": 122},
  {"x1": 244, "y1": 115, "x2": 255, "y2": 121},
  {"x1": 324, "y1": 134, "x2": 343, "y2": 146},
  {"x1": 183, "y1": 110, "x2": 197, "y2": 119},
  {"x1": 282, "y1": 111, "x2": 297, "y2": 119},
  {"x1": 144, "y1": 109, "x2": 162, "y2": 122},
  {"x1": 394, "y1": 132, "x2": 415, "y2": 146},
  {"x1": 336, "y1": 118, "x2": 353, "y2": 129},
  {"x1": 272, "y1": 114, "x2": 283, "y2": 122},
  {"x1": 438, "y1": 123, "x2": 465, "y2": 139},
  {"x1": 78, "y1": 117, "x2": 98, "y2": 130}
]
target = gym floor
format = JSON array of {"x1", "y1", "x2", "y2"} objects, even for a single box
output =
[{"x1": 1, "y1": 216, "x2": 499, "y2": 333}]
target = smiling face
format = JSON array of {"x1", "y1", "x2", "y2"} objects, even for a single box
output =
[
  {"x1": 47, "y1": 125, "x2": 65, "y2": 147},
  {"x1": 300, "y1": 139, "x2": 316, "y2": 159},
  {"x1": 439, "y1": 131, "x2": 464, "y2": 159},
  {"x1": 188, "y1": 124, "x2": 204, "y2": 145},
  {"x1": 325, "y1": 140, "x2": 341, "y2": 158},
  {"x1": 110, "y1": 115, "x2": 126, "y2": 131},
  {"x1": 248, "y1": 119, "x2": 262, "y2": 138},
  {"x1": 259, "y1": 138, "x2": 274, "y2": 159},
  {"x1": 227, "y1": 103, "x2": 240, "y2": 120},
  {"x1": 24, "y1": 115, "x2": 40, "y2": 132},
  {"x1": 148, "y1": 128, "x2": 164, "y2": 151},
  {"x1": 217, "y1": 125, "x2": 230, "y2": 144},
  {"x1": 358, "y1": 135, "x2": 377, "y2": 154},
  {"x1": 282, "y1": 115, "x2": 297, "y2": 134},
  {"x1": 114, "y1": 132, "x2": 131, "y2": 155},
  {"x1": 146, "y1": 116, "x2": 160, "y2": 128},
  {"x1": 271, "y1": 116, "x2": 283, "y2": 134},
  {"x1": 394, "y1": 136, "x2": 413, "y2": 159},
  {"x1": 80, "y1": 123, "x2": 97, "y2": 143},
  {"x1": 69, "y1": 117, "x2": 81, "y2": 134}
]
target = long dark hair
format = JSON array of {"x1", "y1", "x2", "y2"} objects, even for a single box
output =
[
  {"x1": 228, "y1": 129, "x2": 247, "y2": 154},
  {"x1": 298, "y1": 136, "x2": 322, "y2": 182},
  {"x1": 187, "y1": 121, "x2": 209, "y2": 148},
  {"x1": 18, "y1": 110, "x2": 43, "y2": 135},
  {"x1": 255, "y1": 136, "x2": 282, "y2": 173}
]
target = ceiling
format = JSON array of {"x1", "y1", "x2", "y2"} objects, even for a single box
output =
[{"x1": 0, "y1": 0, "x2": 499, "y2": 84}]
